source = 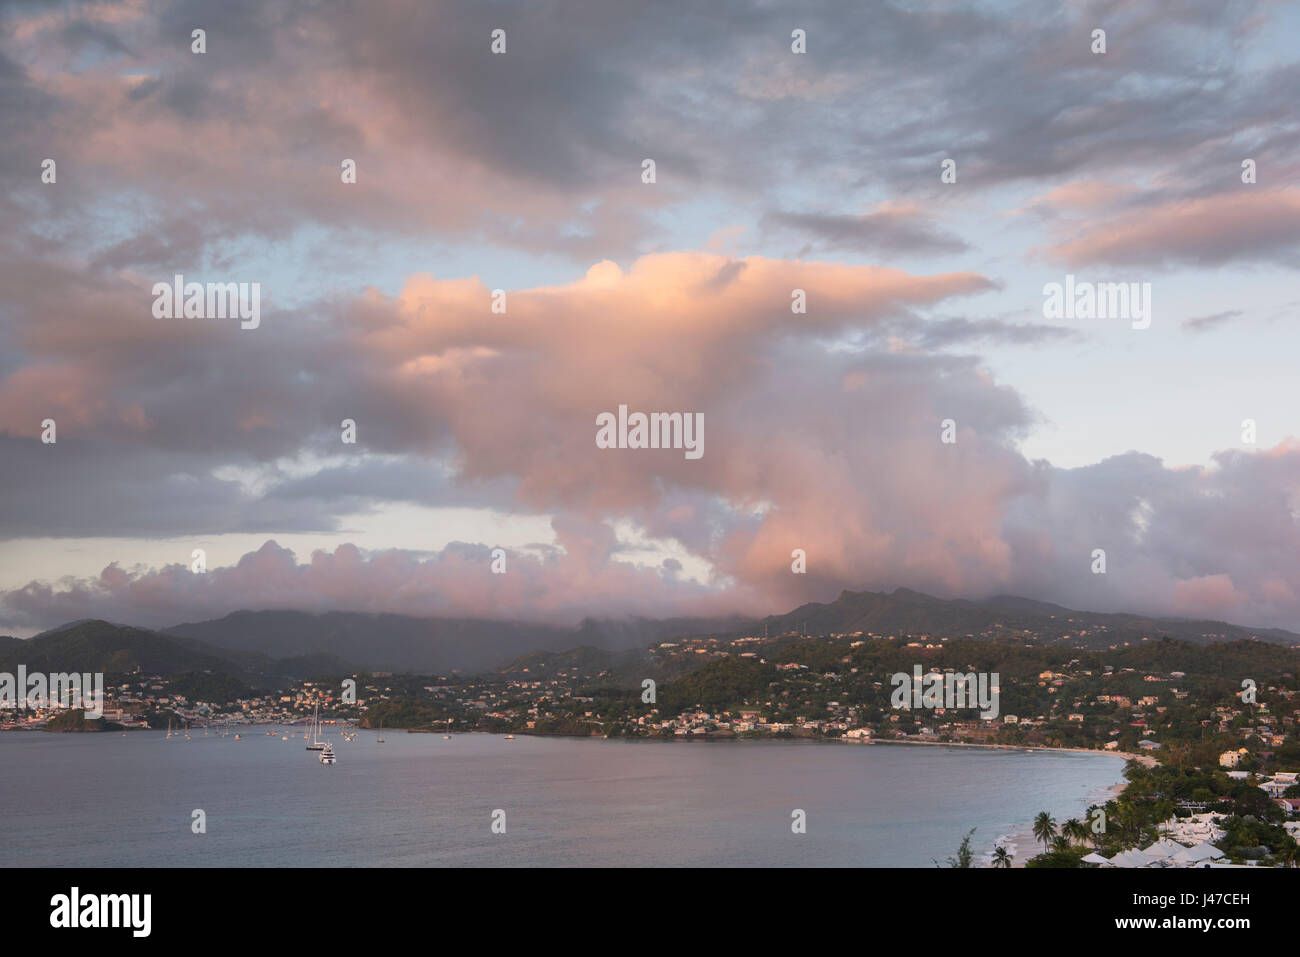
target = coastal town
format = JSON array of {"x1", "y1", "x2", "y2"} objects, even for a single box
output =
[
  {"x1": 5, "y1": 622, "x2": 1299, "y2": 867},
  {"x1": 6, "y1": 626, "x2": 1298, "y2": 764}
]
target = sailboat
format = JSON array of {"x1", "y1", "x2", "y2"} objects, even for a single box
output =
[
  {"x1": 166, "y1": 717, "x2": 173, "y2": 739},
  {"x1": 306, "y1": 704, "x2": 325, "y2": 751},
  {"x1": 377, "y1": 720, "x2": 385, "y2": 744}
]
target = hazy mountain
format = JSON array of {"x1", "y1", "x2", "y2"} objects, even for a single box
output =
[
  {"x1": 166, "y1": 610, "x2": 587, "y2": 674},
  {"x1": 0, "y1": 619, "x2": 351, "y2": 684},
  {"x1": 10, "y1": 589, "x2": 1296, "y2": 683},
  {"x1": 162, "y1": 609, "x2": 753, "y2": 674},
  {"x1": 757, "y1": 587, "x2": 1300, "y2": 649},
  {"x1": 0, "y1": 620, "x2": 261, "y2": 678}
]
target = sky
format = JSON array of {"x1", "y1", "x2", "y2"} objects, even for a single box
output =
[{"x1": 1, "y1": 0, "x2": 1299, "y2": 636}]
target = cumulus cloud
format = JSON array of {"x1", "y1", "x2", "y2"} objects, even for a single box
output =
[
  {"x1": 4, "y1": 247, "x2": 1300, "y2": 634},
  {"x1": 0, "y1": 531, "x2": 763, "y2": 633},
  {"x1": 3, "y1": 0, "x2": 1300, "y2": 636},
  {"x1": 8, "y1": 439, "x2": 1300, "y2": 634}
]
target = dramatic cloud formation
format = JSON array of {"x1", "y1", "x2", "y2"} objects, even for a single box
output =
[
  {"x1": 0, "y1": 531, "x2": 758, "y2": 629},
  {"x1": 2, "y1": 0, "x2": 1299, "y2": 635}
]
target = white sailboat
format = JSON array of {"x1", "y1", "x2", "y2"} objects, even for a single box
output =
[
  {"x1": 377, "y1": 720, "x2": 384, "y2": 744},
  {"x1": 306, "y1": 703, "x2": 324, "y2": 751}
]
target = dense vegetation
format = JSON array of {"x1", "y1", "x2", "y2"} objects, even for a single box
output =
[
  {"x1": 44, "y1": 708, "x2": 112, "y2": 732},
  {"x1": 1019, "y1": 761, "x2": 1299, "y2": 867}
]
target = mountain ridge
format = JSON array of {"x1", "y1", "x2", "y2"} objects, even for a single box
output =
[
  {"x1": 757, "y1": 587, "x2": 1300, "y2": 649},
  {"x1": 4, "y1": 589, "x2": 1296, "y2": 679}
]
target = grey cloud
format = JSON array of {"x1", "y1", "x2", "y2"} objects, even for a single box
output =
[
  {"x1": 905, "y1": 316, "x2": 1080, "y2": 349},
  {"x1": 5, "y1": 1, "x2": 1294, "y2": 271},
  {"x1": 2, "y1": 0, "x2": 1299, "y2": 634},
  {"x1": 0, "y1": 436, "x2": 336, "y2": 538},
  {"x1": 763, "y1": 209, "x2": 968, "y2": 257},
  {"x1": 1182, "y1": 309, "x2": 1244, "y2": 333}
]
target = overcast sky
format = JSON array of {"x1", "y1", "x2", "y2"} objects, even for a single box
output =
[{"x1": 2, "y1": 0, "x2": 1299, "y2": 636}]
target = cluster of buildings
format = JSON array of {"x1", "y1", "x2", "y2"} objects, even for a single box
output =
[
  {"x1": 1085, "y1": 836, "x2": 1234, "y2": 868},
  {"x1": 8, "y1": 629, "x2": 1300, "y2": 805},
  {"x1": 0, "y1": 674, "x2": 387, "y2": 730},
  {"x1": 1084, "y1": 808, "x2": 1300, "y2": 867}
]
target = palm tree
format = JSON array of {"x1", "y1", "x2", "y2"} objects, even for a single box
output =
[
  {"x1": 1063, "y1": 818, "x2": 1089, "y2": 845},
  {"x1": 1115, "y1": 801, "x2": 1140, "y2": 846},
  {"x1": 1085, "y1": 805, "x2": 1106, "y2": 848},
  {"x1": 1051, "y1": 835, "x2": 1072, "y2": 854},
  {"x1": 1277, "y1": 840, "x2": 1298, "y2": 869},
  {"x1": 991, "y1": 845, "x2": 1013, "y2": 868},
  {"x1": 1032, "y1": 811, "x2": 1058, "y2": 854}
]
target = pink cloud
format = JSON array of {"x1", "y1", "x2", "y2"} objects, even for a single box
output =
[
  {"x1": 1040, "y1": 188, "x2": 1300, "y2": 267},
  {"x1": 1172, "y1": 574, "x2": 1245, "y2": 616}
]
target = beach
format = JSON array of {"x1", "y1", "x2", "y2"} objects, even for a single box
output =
[{"x1": 981, "y1": 757, "x2": 1148, "y2": 867}]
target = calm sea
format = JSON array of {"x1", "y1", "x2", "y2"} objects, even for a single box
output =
[{"x1": 0, "y1": 731, "x2": 1124, "y2": 867}]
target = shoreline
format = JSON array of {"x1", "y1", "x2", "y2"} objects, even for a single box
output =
[
  {"x1": 983, "y1": 763, "x2": 1137, "y2": 868},
  {"x1": 12, "y1": 719, "x2": 1159, "y2": 775},
  {"x1": 8, "y1": 724, "x2": 1147, "y2": 867},
  {"x1": 854, "y1": 735, "x2": 1156, "y2": 767},
  {"x1": 988, "y1": 779, "x2": 1128, "y2": 868}
]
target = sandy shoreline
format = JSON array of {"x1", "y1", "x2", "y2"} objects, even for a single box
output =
[
  {"x1": 860, "y1": 736, "x2": 1155, "y2": 765},
  {"x1": 966, "y1": 755, "x2": 1142, "y2": 867},
  {"x1": 985, "y1": 779, "x2": 1128, "y2": 867}
]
